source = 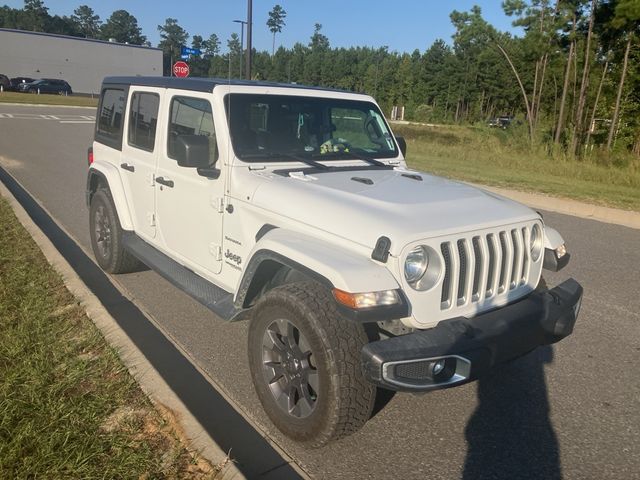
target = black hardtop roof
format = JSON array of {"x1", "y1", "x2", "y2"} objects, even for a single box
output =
[{"x1": 102, "y1": 76, "x2": 352, "y2": 94}]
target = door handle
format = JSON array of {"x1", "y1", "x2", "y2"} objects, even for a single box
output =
[
  {"x1": 155, "y1": 176, "x2": 174, "y2": 188},
  {"x1": 120, "y1": 163, "x2": 135, "y2": 172}
]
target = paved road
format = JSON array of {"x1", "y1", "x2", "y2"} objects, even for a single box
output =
[{"x1": 1, "y1": 104, "x2": 639, "y2": 479}]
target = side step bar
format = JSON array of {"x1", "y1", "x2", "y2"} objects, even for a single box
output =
[{"x1": 122, "y1": 233, "x2": 243, "y2": 321}]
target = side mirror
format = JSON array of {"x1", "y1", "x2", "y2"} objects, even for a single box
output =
[
  {"x1": 174, "y1": 135, "x2": 211, "y2": 168},
  {"x1": 395, "y1": 136, "x2": 407, "y2": 157}
]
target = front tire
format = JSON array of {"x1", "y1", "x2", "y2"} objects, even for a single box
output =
[
  {"x1": 248, "y1": 282, "x2": 375, "y2": 448},
  {"x1": 89, "y1": 188, "x2": 141, "y2": 274}
]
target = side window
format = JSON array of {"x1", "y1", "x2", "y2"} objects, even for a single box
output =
[
  {"x1": 168, "y1": 96, "x2": 218, "y2": 165},
  {"x1": 96, "y1": 88, "x2": 126, "y2": 148},
  {"x1": 128, "y1": 92, "x2": 160, "y2": 152}
]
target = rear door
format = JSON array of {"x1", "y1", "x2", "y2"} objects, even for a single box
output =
[{"x1": 119, "y1": 87, "x2": 162, "y2": 241}]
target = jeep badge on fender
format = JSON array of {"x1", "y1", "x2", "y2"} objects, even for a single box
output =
[{"x1": 224, "y1": 249, "x2": 241, "y2": 265}]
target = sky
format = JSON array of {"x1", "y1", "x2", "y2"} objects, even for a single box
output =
[{"x1": 2, "y1": 1, "x2": 522, "y2": 53}]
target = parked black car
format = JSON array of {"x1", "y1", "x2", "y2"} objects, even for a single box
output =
[
  {"x1": 0, "y1": 74, "x2": 10, "y2": 91},
  {"x1": 18, "y1": 78, "x2": 72, "y2": 95},
  {"x1": 9, "y1": 77, "x2": 35, "y2": 91},
  {"x1": 488, "y1": 115, "x2": 514, "y2": 129}
]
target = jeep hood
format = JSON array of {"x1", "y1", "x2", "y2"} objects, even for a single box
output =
[{"x1": 249, "y1": 168, "x2": 538, "y2": 256}]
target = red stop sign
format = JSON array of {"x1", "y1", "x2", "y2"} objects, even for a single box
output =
[{"x1": 173, "y1": 61, "x2": 189, "y2": 78}]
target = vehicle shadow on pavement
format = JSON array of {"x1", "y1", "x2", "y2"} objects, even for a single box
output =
[
  {"x1": 463, "y1": 345, "x2": 562, "y2": 480},
  {"x1": 371, "y1": 388, "x2": 396, "y2": 418}
]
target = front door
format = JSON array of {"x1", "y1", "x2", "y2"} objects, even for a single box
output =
[{"x1": 155, "y1": 92, "x2": 224, "y2": 276}]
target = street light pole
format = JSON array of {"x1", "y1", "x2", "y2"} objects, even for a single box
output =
[
  {"x1": 246, "y1": 0, "x2": 252, "y2": 80},
  {"x1": 233, "y1": 19, "x2": 247, "y2": 79}
]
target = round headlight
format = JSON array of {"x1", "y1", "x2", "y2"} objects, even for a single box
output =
[
  {"x1": 530, "y1": 224, "x2": 543, "y2": 261},
  {"x1": 404, "y1": 246, "x2": 428, "y2": 285},
  {"x1": 404, "y1": 245, "x2": 443, "y2": 291}
]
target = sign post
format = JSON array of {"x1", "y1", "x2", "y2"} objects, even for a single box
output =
[{"x1": 173, "y1": 61, "x2": 190, "y2": 78}]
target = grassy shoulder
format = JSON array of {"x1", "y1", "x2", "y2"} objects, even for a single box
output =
[
  {"x1": 394, "y1": 123, "x2": 640, "y2": 212},
  {"x1": 0, "y1": 91, "x2": 97, "y2": 107},
  {"x1": 0, "y1": 198, "x2": 217, "y2": 479}
]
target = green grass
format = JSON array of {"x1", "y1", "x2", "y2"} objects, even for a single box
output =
[
  {"x1": 395, "y1": 123, "x2": 640, "y2": 212},
  {"x1": 0, "y1": 198, "x2": 216, "y2": 479},
  {"x1": 0, "y1": 91, "x2": 97, "y2": 107}
]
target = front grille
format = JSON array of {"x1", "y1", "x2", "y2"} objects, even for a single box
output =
[
  {"x1": 457, "y1": 240, "x2": 467, "y2": 303},
  {"x1": 471, "y1": 237, "x2": 482, "y2": 299},
  {"x1": 440, "y1": 226, "x2": 533, "y2": 310},
  {"x1": 440, "y1": 243, "x2": 451, "y2": 304}
]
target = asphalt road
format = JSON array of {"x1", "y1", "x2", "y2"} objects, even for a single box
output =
[{"x1": 1, "y1": 104, "x2": 638, "y2": 480}]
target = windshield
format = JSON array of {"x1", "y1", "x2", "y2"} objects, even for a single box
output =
[{"x1": 226, "y1": 94, "x2": 398, "y2": 162}]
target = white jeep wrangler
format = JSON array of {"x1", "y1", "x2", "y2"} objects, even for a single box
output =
[{"x1": 86, "y1": 77, "x2": 582, "y2": 447}]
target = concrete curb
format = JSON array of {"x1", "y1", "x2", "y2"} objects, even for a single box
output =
[
  {"x1": 476, "y1": 184, "x2": 640, "y2": 230},
  {"x1": 0, "y1": 181, "x2": 245, "y2": 479}
]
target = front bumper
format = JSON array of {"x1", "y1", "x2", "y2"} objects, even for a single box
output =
[{"x1": 361, "y1": 278, "x2": 582, "y2": 392}]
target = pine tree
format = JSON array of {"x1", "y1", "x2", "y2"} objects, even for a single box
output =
[
  {"x1": 267, "y1": 5, "x2": 287, "y2": 57},
  {"x1": 158, "y1": 18, "x2": 189, "y2": 75},
  {"x1": 101, "y1": 10, "x2": 146, "y2": 45},
  {"x1": 71, "y1": 5, "x2": 100, "y2": 38}
]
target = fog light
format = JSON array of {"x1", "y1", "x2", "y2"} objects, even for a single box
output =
[
  {"x1": 387, "y1": 356, "x2": 465, "y2": 387},
  {"x1": 432, "y1": 359, "x2": 446, "y2": 376}
]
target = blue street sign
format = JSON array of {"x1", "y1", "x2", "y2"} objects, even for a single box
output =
[
  {"x1": 181, "y1": 46, "x2": 202, "y2": 56},
  {"x1": 180, "y1": 54, "x2": 189, "y2": 60}
]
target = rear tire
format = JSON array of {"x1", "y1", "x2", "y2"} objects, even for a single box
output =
[
  {"x1": 248, "y1": 282, "x2": 375, "y2": 448},
  {"x1": 89, "y1": 188, "x2": 141, "y2": 274}
]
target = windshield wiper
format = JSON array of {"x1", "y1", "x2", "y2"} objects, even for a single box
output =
[
  {"x1": 312, "y1": 150, "x2": 389, "y2": 168},
  {"x1": 240, "y1": 151, "x2": 328, "y2": 169},
  {"x1": 341, "y1": 151, "x2": 387, "y2": 167},
  {"x1": 279, "y1": 152, "x2": 330, "y2": 170}
]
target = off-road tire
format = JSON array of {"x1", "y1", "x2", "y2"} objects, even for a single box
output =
[
  {"x1": 89, "y1": 188, "x2": 141, "y2": 274},
  {"x1": 248, "y1": 282, "x2": 376, "y2": 448}
]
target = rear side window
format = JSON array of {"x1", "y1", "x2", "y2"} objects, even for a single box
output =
[
  {"x1": 96, "y1": 88, "x2": 126, "y2": 149},
  {"x1": 128, "y1": 92, "x2": 160, "y2": 152}
]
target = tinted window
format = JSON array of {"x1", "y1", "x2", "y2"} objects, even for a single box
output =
[
  {"x1": 332, "y1": 108, "x2": 384, "y2": 151},
  {"x1": 96, "y1": 88, "x2": 126, "y2": 145},
  {"x1": 128, "y1": 92, "x2": 160, "y2": 152},
  {"x1": 168, "y1": 96, "x2": 218, "y2": 165},
  {"x1": 226, "y1": 94, "x2": 397, "y2": 161}
]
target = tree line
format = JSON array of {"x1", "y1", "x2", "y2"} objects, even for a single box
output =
[
  {"x1": 1, "y1": 0, "x2": 638, "y2": 158},
  {"x1": 0, "y1": 1, "x2": 147, "y2": 44}
]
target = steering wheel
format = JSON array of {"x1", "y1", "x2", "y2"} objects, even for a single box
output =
[{"x1": 364, "y1": 116, "x2": 385, "y2": 145}]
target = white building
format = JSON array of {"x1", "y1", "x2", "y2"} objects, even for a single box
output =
[{"x1": 0, "y1": 28, "x2": 163, "y2": 94}]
